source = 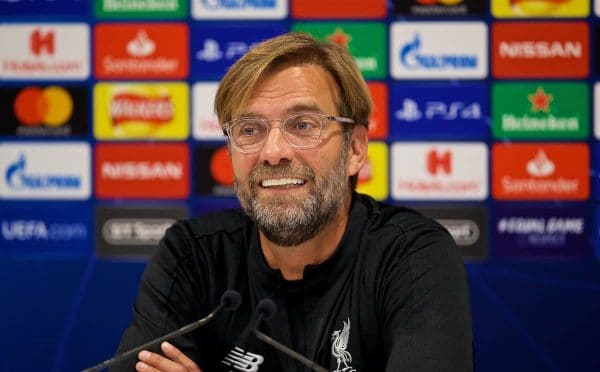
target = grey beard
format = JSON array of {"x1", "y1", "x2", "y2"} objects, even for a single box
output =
[{"x1": 235, "y1": 154, "x2": 348, "y2": 246}]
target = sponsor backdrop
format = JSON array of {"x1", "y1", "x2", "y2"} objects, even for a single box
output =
[{"x1": 0, "y1": 0, "x2": 599, "y2": 371}]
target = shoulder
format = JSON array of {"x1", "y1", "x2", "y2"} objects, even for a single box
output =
[
  {"x1": 153, "y1": 208, "x2": 252, "y2": 265},
  {"x1": 354, "y1": 193, "x2": 452, "y2": 248},
  {"x1": 179, "y1": 208, "x2": 249, "y2": 239},
  {"x1": 352, "y1": 193, "x2": 462, "y2": 280}
]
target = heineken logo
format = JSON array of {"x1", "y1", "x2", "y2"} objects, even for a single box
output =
[
  {"x1": 327, "y1": 28, "x2": 351, "y2": 48},
  {"x1": 492, "y1": 82, "x2": 588, "y2": 139},
  {"x1": 292, "y1": 22, "x2": 386, "y2": 79},
  {"x1": 528, "y1": 87, "x2": 553, "y2": 113}
]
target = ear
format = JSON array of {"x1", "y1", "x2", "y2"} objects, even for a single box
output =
[{"x1": 347, "y1": 125, "x2": 368, "y2": 177}]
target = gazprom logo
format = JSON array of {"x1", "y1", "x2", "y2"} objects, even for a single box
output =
[
  {"x1": 5, "y1": 154, "x2": 81, "y2": 190},
  {"x1": 401, "y1": 33, "x2": 478, "y2": 70},
  {"x1": 201, "y1": 0, "x2": 276, "y2": 9}
]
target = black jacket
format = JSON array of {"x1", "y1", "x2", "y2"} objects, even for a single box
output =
[{"x1": 113, "y1": 193, "x2": 473, "y2": 371}]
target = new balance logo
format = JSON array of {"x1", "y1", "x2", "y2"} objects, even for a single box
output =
[{"x1": 222, "y1": 346, "x2": 264, "y2": 372}]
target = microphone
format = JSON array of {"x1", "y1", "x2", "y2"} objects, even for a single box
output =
[
  {"x1": 253, "y1": 299, "x2": 329, "y2": 372},
  {"x1": 82, "y1": 290, "x2": 242, "y2": 372}
]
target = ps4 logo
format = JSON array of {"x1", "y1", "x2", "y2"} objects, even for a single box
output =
[
  {"x1": 395, "y1": 98, "x2": 481, "y2": 122},
  {"x1": 196, "y1": 38, "x2": 257, "y2": 62}
]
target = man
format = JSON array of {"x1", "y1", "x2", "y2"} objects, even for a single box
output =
[{"x1": 113, "y1": 32, "x2": 473, "y2": 372}]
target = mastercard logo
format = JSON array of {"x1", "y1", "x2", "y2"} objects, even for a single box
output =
[
  {"x1": 510, "y1": 0, "x2": 570, "y2": 14},
  {"x1": 14, "y1": 86, "x2": 73, "y2": 127},
  {"x1": 209, "y1": 146, "x2": 234, "y2": 186}
]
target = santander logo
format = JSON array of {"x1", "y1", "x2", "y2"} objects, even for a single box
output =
[
  {"x1": 526, "y1": 149, "x2": 555, "y2": 177},
  {"x1": 126, "y1": 29, "x2": 156, "y2": 57}
]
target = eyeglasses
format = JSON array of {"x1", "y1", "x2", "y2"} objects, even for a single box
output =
[{"x1": 222, "y1": 112, "x2": 355, "y2": 154}]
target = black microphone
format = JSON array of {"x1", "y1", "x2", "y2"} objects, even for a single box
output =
[
  {"x1": 253, "y1": 299, "x2": 329, "y2": 372},
  {"x1": 82, "y1": 290, "x2": 242, "y2": 372}
]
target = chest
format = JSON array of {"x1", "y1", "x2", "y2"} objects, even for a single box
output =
[{"x1": 210, "y1": 281, "x2": 385, "y2": 372}]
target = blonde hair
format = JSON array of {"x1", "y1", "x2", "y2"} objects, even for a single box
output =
[{"x1": 214, "y1": 32, "x2": 372, "y2": 128}]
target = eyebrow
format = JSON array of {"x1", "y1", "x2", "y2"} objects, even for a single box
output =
[
  {"x1": 285, "y1": 103, "x2": 323, "y2": 115},
  {"x1": 237, "y1": 103, "x2": 324, "y2": 119}
]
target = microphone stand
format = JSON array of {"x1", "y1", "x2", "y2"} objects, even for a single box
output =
[
  {"x1": 82, "y1": 303, "x2": 226, "y2": 372},
  {"x1": 254, "y1": 313, "x2": 329, "y2": 372}
]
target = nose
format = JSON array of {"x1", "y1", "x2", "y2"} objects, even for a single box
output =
[{"x1": 259, "y1": 122, "x2": 294, "y2": 166}]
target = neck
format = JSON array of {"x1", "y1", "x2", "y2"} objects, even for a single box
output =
[{"x1": 259, "y1": 192, "x2": 352, "y2": 281}]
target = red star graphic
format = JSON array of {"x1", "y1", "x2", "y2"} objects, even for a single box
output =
[
  {"x1": 327, "y1": 28, "x2": 351, "y2": 48},
  {"x1": 528, "y1": 87, "x2": 553, "y2": 113}
]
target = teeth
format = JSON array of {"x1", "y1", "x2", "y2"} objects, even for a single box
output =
[{"x1": 261, "y1": 178, "x2": 304, "y2": 187}]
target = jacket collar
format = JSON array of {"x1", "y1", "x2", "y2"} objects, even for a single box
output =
[{"x1": 246, "y1": 192, "x2": 368, "y2": 294}]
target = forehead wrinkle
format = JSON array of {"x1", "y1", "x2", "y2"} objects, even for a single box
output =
[
  {"x1": 238, "y1": 64, "x2": 341, "y2": 119},
  {"x1": 237, "y1": 102, "x2": 325, "y2": 119}
]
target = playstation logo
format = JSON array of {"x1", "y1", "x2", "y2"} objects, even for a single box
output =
[
  {"x1": 395, "y1": 98, "x2": 422, "y2": 122},
  {"x1": 196, "y1": 39, "x2": 223, "y2": 62}
]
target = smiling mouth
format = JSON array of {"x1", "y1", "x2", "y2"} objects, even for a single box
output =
[{"x1": 260, "y1": 178, "x2": 306, "y2": 188}]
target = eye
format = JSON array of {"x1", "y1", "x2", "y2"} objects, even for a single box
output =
[
  {"x1": 235, "y1": 120, "x2": 266, "y2": 137},
  {"x1": 288, "y1": 115, "x2": 320, "y2": 133},
  {"x1": 296, "y1": 121, "x2": 312, "y2": 131},
  {"x1": 242, "y1": 126, "x2": 257, "y2": 136}
]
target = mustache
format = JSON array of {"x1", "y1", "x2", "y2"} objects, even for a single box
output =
[{"x1": 249, "y1": 164, "x2": 315, "y2": 184}]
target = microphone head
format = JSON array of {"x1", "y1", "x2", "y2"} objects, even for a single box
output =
[
  {"x1": 256, "y1": 298, "x2": 277, "y2": 321},
  {"x1": 221, "y1": 290, "x2": 242, "y2": 311}
]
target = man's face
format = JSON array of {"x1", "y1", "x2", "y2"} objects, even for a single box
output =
[{"x1": 230, "y1": 64, "x2": 353, "y2": 246}]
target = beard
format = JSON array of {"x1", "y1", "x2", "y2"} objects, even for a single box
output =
[{"x1": 234, "y1": 151, "x2": 348, "y2": 247}]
